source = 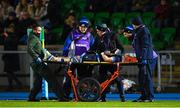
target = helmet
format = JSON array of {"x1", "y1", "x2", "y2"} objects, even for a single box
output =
[{"x1": 79, "y1": 16, "x2": 90, "y2": 27}]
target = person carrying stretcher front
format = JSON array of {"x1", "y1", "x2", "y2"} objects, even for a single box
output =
[{"x1": 90, "y1": 23, "x2": 125, "y2": 102}]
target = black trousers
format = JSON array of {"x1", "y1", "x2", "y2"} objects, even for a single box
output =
[
  {"x1": 99, "y1": 64, "x2": 125, "y2": 100},
  {"x1": 29, "y1": 63, "x2": 68, "y2": 100}
]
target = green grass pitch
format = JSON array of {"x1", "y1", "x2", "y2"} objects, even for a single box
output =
[{"x1": 0, "y1": 100, "x2": 180, "y2": 108}]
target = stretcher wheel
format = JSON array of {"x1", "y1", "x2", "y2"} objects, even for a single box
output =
[{"x1": 77, "y1": 77, "x2": 101, "y2": 102}]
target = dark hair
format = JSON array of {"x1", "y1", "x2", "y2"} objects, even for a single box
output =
[
  {"x1": 95, "y1": 23, "x2": 108, "y2": 32},
  {"x1": 32, "y1": 23, "x2": 41, "y2": 30},
  {"x1": 131, "y1": 16, "x2": 143, "y2": 25}
]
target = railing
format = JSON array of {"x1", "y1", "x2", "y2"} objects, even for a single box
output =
[
  {"x1": 157, "y1": 50, "x2": 180, "y2": 92},
  {"x1": 0, "y1": 50, "x2": 62, "y2": 89},
  {"x1": 1, "y1": 49, "x2": 180, "y2": 92}
]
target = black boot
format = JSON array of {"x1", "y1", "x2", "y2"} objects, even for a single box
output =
[
  {"x1": 99, "y1": 97, "x2": 106, "y2": 102},
  {"x1": 99, "y1": 93, "x2": 106, "y2": 102},
  {"x1": 28, "y1": 93, "x2": 40, "y2": 102},
  {"x1": 27, "y1": 98, "x2": 40, "y2": 102},
  {"x1": 120, "y1": 95, "x2": 126, "y2": 102}
]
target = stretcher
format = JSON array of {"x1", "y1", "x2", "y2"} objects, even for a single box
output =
[{"x1": 45, "y1": 54, "x2": 138, "y2": 101}]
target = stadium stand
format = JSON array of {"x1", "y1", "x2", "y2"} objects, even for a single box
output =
[
  {"x1": 162, "y1": 27, "x2": 176, "y2": 46},
  {"x1": 125, "y1": 12, "x2": 141, "y2": 26},
  {"x1": 142, "y1": 12, "x2": 155, "y2": 28}
]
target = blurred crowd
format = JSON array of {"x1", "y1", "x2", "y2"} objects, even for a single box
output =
[{"x1": 0, "y1": 0, "x2": 179, "y2": 45}]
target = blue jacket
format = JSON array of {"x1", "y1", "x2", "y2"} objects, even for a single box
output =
[{"x1": 132, "y1": 25, "x2": 154, "y2": 60}]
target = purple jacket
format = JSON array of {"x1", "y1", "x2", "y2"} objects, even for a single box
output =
[{"x1": 63, "y1": 29, "x2": 94, "y2": 56}]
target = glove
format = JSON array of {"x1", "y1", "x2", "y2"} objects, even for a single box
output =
[
  {"x1": 104, "y1": 50, "x2": 111, "y2": 55},
  {"x1": 35, "y1": 57, "x2": 42, "y2": 65},
  {"x1": 35, "y1": 57, "x2": 48, "y2": 66},
  {"x1": 140, "y1": 59, "x2": 147, "y2": 65},
  {"x1": 115, "y1": 49, "x2": 122, "y2": 55}
]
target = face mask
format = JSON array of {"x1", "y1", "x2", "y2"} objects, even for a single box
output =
[
  {"x1": 34, "y1": 32, "x2": 40, "y2": 36},
  {"x1": 34, "y1": 27, "x2": 42, "y2": 36}
]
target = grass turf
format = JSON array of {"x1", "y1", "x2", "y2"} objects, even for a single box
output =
[{"x1": 0, "y1": 100, "x2": 180, "y2": 108}]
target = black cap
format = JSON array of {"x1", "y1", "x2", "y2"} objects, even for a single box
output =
[
  {"x1": 95, "y1": 23, "x2": 108, "y2": 32},
  {"x1": 131, "y1": 16, "x2": 143, "y2": 25}
]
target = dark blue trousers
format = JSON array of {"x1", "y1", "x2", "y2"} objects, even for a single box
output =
[{"x1": 138, "y1": 58, "x2": 157, "y2": 100}]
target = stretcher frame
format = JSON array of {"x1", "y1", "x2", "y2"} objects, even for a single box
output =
[{"x1": 45, "y1": 57, "x2": 137, "y2": 101}]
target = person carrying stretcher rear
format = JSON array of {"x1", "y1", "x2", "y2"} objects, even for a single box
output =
[{"x1": 90, "y1": 23, "x2": 125, "y2": 102}]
